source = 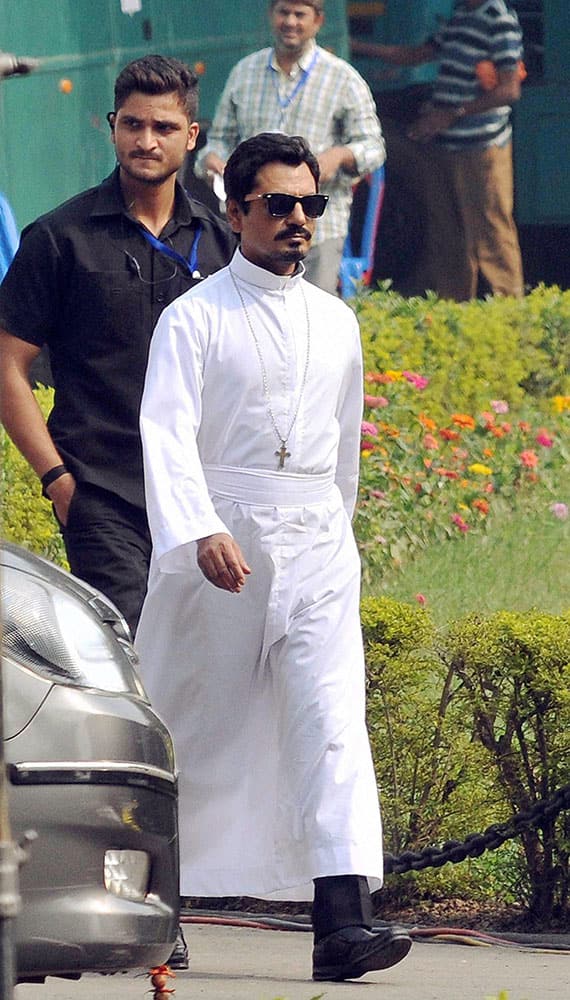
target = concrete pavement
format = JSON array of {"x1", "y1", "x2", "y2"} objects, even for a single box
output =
[{"x1": 15, "y1": 921, "x2": 569, "y2": 1000}]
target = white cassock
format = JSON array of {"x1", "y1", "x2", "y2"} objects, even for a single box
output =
[{"x1": 136, "y1": 250, "x2": 383, "y2": 899}]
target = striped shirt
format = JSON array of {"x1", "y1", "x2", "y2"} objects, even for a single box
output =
[
  {"x1": 196, "y1": 42, "x2": 385, "y2": 245},
  {"x1": 431, "y1": 0, "x2": 523, "y2": 150}
]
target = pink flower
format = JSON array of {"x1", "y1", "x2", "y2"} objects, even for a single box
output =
[
  {"x1": 550, "y1": 502, "x2": 568, "y2": 520},
  {"x1": 491, "y1": 399, "x2": 509, "y2": 414},
  {"x1": 364, "y1": 394, "x2": 389, "y2": 408},
  {"x1": 520, "y1": 449, "x2": 539, "y2": 468},
  {"x1": 423, "y1": 433, "x2": 439, "y2": 450},
  {"x1": 370, "y1": 489, "x2": 386, "y2": 499},
  {"x1": 415, "y1": 593, "x2": 427, "y2": 605},
  {"x1": 402, "y1": 370, "x2": 429, "y2": 390},
  {"x1": 536, "y1": 429, "x2": 554, "y2": 448},
  {"x1": 451, "y1": 513, "x2": 469, "y2": 533},
  {"x1": 361, "y1": 420, "x2": 378, "y2": 437}
]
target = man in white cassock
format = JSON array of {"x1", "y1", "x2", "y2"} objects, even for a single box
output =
[{"x1": 135, "y1": 132, "x2": 412, "y2": 982}]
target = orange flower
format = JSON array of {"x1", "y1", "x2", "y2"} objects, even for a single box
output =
[
  {"x1": 483, "y1": 448, "x2": 494, "y2": 458},
  {"x1": 518, "y1": 421, "x2": 531, "y2": 433},
  {"x1": 472, "y1": 498, "x2": 490, "y2": 515},
  {"x1": 419, "y1": 413, "x2": 437, "y2": 431},
  {"x1": 452, "y1": 413, "x2": 476, "y2": 430}
]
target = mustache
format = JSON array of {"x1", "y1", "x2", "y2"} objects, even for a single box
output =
[
  {"x1": 275, "y1": 225, "x2": 312, "y2": 242},
  {"x1": 131, "y1": 152, "x2": 161, "y2": 160}
]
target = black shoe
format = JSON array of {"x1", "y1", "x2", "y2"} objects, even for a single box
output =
[
  {"x1": 312, "y1": 924, "x2": 411, "y2": 982},
  {"x1": 166, "y1": 925, "x2": 189, "y2": 970}
]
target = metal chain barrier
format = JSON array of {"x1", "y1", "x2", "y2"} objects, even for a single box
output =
[{"x1": 384, "y1": 783, "x2": 570, "y2": 875}]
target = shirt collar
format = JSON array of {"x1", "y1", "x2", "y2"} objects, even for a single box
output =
[
  {"x1": 230, "y1": 248, "x2": 305, "y2": 290},
  {"x1": 269, "y1": 39, "x2": 318, "y2": 77},
  {"x1": 89, "y1": 166, "x2": 208, "y2": 227}
]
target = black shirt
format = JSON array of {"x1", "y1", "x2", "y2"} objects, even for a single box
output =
[{"x1": 0, "y1": 168, "x2": 236, "y2": 507}]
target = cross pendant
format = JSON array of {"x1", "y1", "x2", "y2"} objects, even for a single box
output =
[{"x1": 276, "y1": 441, "x2": 291, "y2": 469}]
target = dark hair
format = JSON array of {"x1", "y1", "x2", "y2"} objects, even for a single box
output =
[
  {"x1": 113, "y1": 55, "x2": 199, "y2": 119},
  {"x1": 224, "y1": 133, "x2": 320, "y2": 207},
  {"x1": 269, "y1": 0, "x2": 324, "y2": 13}
]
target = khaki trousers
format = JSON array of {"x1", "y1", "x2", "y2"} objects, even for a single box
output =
[{"x1": 382, "y1": 127, "x2": 524, "y2": 300}]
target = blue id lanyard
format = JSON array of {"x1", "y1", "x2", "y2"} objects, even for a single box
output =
[
  {"x1": 268, "y1": 47, "x2": 319, "y2": 110},
  {"x1": 139, "y1": 223, "x2": 203, "y2": 279}
]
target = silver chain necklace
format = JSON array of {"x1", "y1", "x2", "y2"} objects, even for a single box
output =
[{"x1": 230, "y1": 269, "x2": 311, "y2": 469}]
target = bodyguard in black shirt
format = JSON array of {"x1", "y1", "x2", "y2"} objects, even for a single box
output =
[{"x1": 0, "y1": 55, "x2": 236, "y2": 637}]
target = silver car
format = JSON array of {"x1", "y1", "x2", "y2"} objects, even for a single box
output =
[{"x1": 1, "y1": 541, "x2": 179, "y2": 982}]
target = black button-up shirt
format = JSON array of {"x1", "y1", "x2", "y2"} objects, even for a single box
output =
[{"x1": 0, "y1": 169, "x2": 236, "y2": 507}]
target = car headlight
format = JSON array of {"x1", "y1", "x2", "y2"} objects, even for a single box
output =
[
  {"x1": 1, "y1": 565, "x2": 145, "y2": 695},
  {"x1": 104, "y1": 850, "x2": 151, "y2": 901}
]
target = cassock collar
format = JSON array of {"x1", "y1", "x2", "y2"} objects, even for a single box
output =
[{"x1": 230, "y1": 248, "x2": 306, "y2": 291}]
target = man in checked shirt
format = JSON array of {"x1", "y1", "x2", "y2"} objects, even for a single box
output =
[{"x1": 196, "y1": 1, "x2": 385, "y2": 295}]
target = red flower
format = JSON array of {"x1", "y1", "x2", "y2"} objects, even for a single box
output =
[
  {"x1": 415, "y1": 593, "x2": 427, "y2": 605},
  {"x1": 439, "y1": 427, "x2": 461, "y2": 441},
  {"x1": 435, "y1": 468, "x2": 459, "y2": 480}
]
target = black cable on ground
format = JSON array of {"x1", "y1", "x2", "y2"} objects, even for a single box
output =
[{"x1": 180, "y1": 909, "x2": 570, "y2": 953}]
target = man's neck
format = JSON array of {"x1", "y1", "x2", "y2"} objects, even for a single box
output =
[
  {"x1": 119, "y1": 172, "x2": 177, "y2": 237},
  {"x1": 274, "y1": 41, "x2": 312, "y2": 75}
]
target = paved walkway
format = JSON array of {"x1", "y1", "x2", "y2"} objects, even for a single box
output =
[{"x1": 15, "y1": 922, "x2": 569, "y2": 1000}]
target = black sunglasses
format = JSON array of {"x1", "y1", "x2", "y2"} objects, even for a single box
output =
[{"x1": 243, "y1": 192, "x2": 329, "y2": 218}]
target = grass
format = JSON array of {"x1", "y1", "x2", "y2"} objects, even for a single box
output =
[{"x1": 363, "y1": 494, "x2": 570, "y2": 626}]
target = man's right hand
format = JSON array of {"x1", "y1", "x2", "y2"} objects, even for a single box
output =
[
  {"x1": 45, "y1": 472, "x2": 76, "y2": 527},
  {"x1": 196, "y1": 533, "x2": 251, "y2": 593},
  {"x1": 202, "y1": 152, "x2": 226, "y2": 182},
  {"x1": 0, "y1": 53, "x2": 40, "y2": 78}
]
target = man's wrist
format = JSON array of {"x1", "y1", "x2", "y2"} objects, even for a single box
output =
[{"x1": 41, "y1": 464, "x2": 69, "y2": 498}]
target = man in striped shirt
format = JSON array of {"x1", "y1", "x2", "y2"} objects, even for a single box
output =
[
  {"x1": 195, "y1": 1, "x2": 385, "y2": 295},
  {"x1": 370, "y1": 1, "x2": 524, "y2": 300}
]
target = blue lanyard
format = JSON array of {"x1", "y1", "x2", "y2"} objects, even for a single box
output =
[
  {"x1": 139, "y1": 223, "x2": 203, "y2": 279},
  {"x1": 268, "y1": 47, "x2": 319, "y2": 110}
]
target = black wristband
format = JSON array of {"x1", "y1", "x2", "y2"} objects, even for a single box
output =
[{"x1": 41, "y1": 464, "x2": 68, "y2": 497}]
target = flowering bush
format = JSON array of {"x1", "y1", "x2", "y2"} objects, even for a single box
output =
[
  {"x1": 355, "y1": 284, "x2": 570, "y2": 419},
  {"x1": 355, "y1": 372, "x2": 569, "y2": 584}
]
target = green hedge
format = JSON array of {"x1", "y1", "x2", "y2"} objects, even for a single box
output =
[
  {"x1": 355, "y1": 284, "x2": 570, "y2": 419},
  {"x1": 363, "y1": 596, "x2": 570, "y2": 921},
  {"x1": 1, "y1": 386, "x2": 67, "y2": 566}
]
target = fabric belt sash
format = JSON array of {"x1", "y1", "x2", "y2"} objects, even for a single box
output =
[{"x1": 203, "y1": 465, "x2": 335, "y2": 506}]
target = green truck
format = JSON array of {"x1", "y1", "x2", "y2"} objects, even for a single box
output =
[{"x1": 0, "y1": 1, "x2": 568, "y2": 286}]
